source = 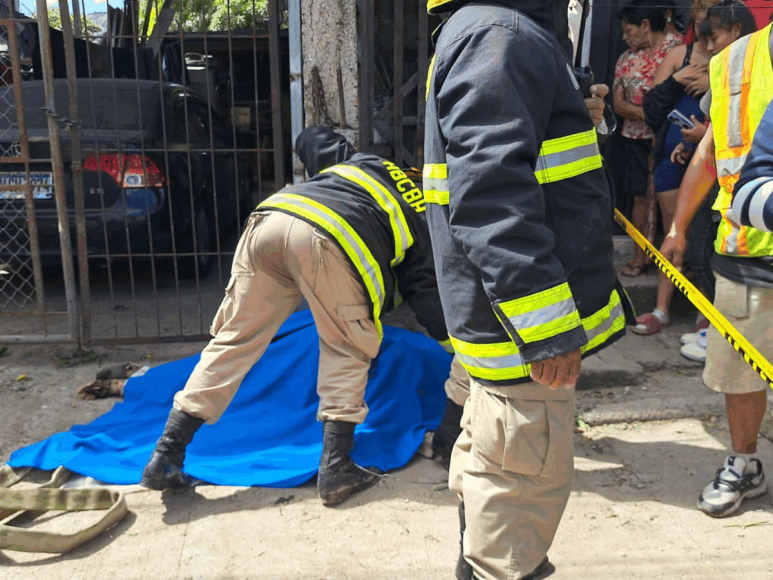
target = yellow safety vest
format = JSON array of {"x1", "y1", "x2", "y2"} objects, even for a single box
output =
[{"x1": 710, "y1": 24, "x2": 773, "y2": 257}]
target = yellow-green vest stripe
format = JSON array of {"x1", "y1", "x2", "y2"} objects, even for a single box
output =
[{"x1": 322, "y1": 164, "x2": 414, "y2": 266}]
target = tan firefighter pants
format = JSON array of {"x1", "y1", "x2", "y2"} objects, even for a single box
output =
[
  {"x1": 444, "y1": 355, "x2": 471, "y2": 407},
  {"x1": 449, "y1": 377, "x2": 575, "y2": 580},
  {"x1": 174, "y1": 210, "x2": 381, "y2": 425}
]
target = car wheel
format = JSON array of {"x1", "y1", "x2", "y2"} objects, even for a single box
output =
[{"x1": 179, "y1": 206, "x2": 213, "y2": 279}]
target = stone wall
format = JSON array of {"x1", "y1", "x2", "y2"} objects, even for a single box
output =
[{"x1": 301, "y1": 0, "x2": 359, "y2": 147}]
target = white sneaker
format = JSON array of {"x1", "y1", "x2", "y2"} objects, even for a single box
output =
[
  {"x1": 680, "y1": 341, "x2": 707, "y2": 362},
  {"x1": 698, "y1": 455, "x2": 767, "y2": 518},
  {"x1": 680, "y1": 328, "x2": 708, "y2": 345}
]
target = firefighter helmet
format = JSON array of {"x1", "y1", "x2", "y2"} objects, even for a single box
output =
[{"x1": 427, "y1": 0, "x2": 462, "y2": 15}]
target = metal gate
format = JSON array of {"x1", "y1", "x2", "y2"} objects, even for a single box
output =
[
  {"x1": 0, "y1": 3, "x2": 80, "y2": 344},
  {"x1": 0, "y1": 0, "x2": 290, "y2": 347},
  {"x1": 357, "y1": 0, "x2": 439, "y2": 169}
]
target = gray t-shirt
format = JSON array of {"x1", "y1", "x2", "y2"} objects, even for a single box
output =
[{"x1": 700, "y1": 90, "x2": 712, "y2": 117}]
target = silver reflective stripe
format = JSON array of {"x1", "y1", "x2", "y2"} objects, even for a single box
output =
[
  {"x1": 506, "y1": 297, "x2": 577, "y2": 332},
  {"x1": 584, "y1": 303, "x2": 623, "y2": 343},
  {"x1": 536, "y1": 142, "x2": 600, "y2": 173},
  {"x1": 726, "y1": 35, "x2": 753, "y2": 148},
  {"x1": 423, "y1": 177, "x2": 448, "y2": 192},
  {"x1": 455, "y1": 351, "x2": 524, "y2": 370},
  {"x1": 725, "y1": 223, "x2": 739, "y2": 254},
  {"x1": 733, "y1": 177, "x2": 769, "y2": 223},
  {"x1": 716, "y1": 155, "x2": 749, "y2": 179},
  {"x1": 747, "y1": 180, "x2": 773, "y2": 232}
]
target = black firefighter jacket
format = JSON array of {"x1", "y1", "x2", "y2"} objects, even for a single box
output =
[
  {"x1": 423, "y1": 1, "x2": 629, "y2": 386},
  {"x1": 258, "y1": 126, "x2": 449, "y2": 347}
]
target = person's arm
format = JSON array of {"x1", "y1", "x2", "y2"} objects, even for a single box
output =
[
  {"x1": 660, "y1": 123, "x2": 716, "y2": 268},
  {"x1": 392, "y1": 219, "x2": 450, "y2": 348},
  {"x1": 651, "y1": 45, "x2": 683, "y2": 88},
  {"x1": 731, "y1": 102, "x2": 773, "y2": 231},
  {"x1": 614, "y1": 88, "x2": 645, "y2": 120},
  {"x1": 435, "y1": 26, "x2": 585, "y2": 383}
]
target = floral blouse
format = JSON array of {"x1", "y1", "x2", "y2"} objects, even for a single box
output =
[{"x1": 614, "y1": 33, "x2": 683, "y2": 139}]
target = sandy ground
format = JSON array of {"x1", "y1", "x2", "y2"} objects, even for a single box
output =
[
  {"x1": 1, "y1": 418, "x2": 772, "y2": 580},
  {"x1": 1, "y1": 312, "x2": 773, "y2": 579}
]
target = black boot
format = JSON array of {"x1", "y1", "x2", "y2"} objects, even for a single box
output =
[
  {"x1": 141, "y1": 409, "x2": 204, "y2": 490},
  {"x1": 456, "y1": 501, "x2": 473, "y2": 580},
  {"x1": 432, "y1": 399, "x2": 464, "y2": 470},
  {"x1": 317, "y1": 421, "x2": 378, "y2": 506}
]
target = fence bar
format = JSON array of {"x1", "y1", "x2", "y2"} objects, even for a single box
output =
[
  {"x1": 4, "y1": 335, "x2": 77, "y2": 344},
  {"x1": 3, "y1": 19, "x2": 45, "y2": 318},
  {"x1": 33, "y1": 0, "x2": 79, "y2": 343},
  {"x1": 417, "y1": 5, "x2": 429, "y2": 169},
  {"x1": 58, "y1": 0, "x2": 92, "y2": 347},
  {"x1": 289, "y1": 0, "x2": 303, "y2": 184},
  {"x1": 358, "y1": 0, "x2": 374, "y2": 152},
  {"x1": 393, "y1": 0, "x2": 404, "y2": 167},
  {"x1": 268, "y1": 0, "x2": 285, "y2": 191}
]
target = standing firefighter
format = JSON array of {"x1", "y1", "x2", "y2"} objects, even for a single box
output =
[
  {"x1": 141, "y1": 126, "x2": 450, "y2": 507},
  {"x1": 423, "y1": 1, "x2": 631, "y2": 578}
]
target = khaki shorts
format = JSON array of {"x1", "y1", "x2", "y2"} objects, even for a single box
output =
[{"x1": 703, "y1": 273, "x2": 773, "y2": 395}]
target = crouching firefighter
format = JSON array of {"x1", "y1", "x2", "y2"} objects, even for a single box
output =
[
  {"x1": 422, "y1": 0, "x2": 634, "y2": 578},
  {"x1": 141, "y1": 126, "x2": 451, "y2": 506}
]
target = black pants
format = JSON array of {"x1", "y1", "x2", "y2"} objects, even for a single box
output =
[{"x1": 685, "y1": 185, "x2": 720, "y2": 302}]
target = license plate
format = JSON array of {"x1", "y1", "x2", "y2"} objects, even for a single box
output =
[{"x1": 0, "y1": 172, "x2": 53, "y2": 200}]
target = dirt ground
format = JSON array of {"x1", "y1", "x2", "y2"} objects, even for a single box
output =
[{"x1": 2, "y1": 320, "x2": 773, "y2": 579}]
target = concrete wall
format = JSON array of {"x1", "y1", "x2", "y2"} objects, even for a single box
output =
[{"x1": 301, "y1": 0, "x2": 359, "y2": 147}]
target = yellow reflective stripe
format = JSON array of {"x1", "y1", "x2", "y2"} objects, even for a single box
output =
[
  {"x1": 259, "y1": 193, "x2": 385, "y2": 340},
  {"x1": 449, "y1": 336, "x2": 528, "y2": 381},
  {"x1": 423, "y1": 164, "x2": 447, "y2": 180},
  {"x1": 424, "y1": 129, "x2": 601, "y2": 205},
  {"x1": 424, "y1": 189, "x2": 449, "y2": 205},
  {"x1": 422, "y1": 163, "x2": 450, "y2": 206},
  {"x1": 497, "y1": 283, "x2": 580, "y2": 343},
  {"x1": 438, "y1": 338, "x2": 454, "y2": 354},
  {"x1": 426, "y1": 54, "x2": 436, "y2": 102},
  {"x1": 450, "y1": 290, "x2": 626, "y2": 382},
  {"x1": 581, "y1": 291, "x2": 625, "y2": 354},
  {"x1": 322, "y1": 165, "x2": 414, "y2": 266},
  {"x1": 534, "y1": 129, "x2": 602, "y2": 185}
]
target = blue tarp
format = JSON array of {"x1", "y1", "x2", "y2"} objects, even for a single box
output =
[{"x1": 9, "y1": 310, "x2": 452, "y2": 487}]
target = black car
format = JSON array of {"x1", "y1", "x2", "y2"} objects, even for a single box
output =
[{"x1": 0, "y1": 79, "x2": 253, "y2": 278}]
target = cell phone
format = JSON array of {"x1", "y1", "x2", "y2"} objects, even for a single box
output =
[{"x1": 667, "y1": 109, "x2": 695, "y2": 130}]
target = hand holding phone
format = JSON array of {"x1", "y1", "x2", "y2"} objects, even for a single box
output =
[{"x1": 667, "y1": 109, "x2": 695, "y2": 130}]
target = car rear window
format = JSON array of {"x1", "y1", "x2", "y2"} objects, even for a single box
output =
[{"x1": 0, "y1": 81, "x2": 160, "y2": 132}]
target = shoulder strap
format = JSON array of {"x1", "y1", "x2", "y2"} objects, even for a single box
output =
[{"x1": 682, "y1": 43, "x2": 693, "y2": 67}]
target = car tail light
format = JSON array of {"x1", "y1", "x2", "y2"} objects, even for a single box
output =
[{"x1": 83, "y1": 153, "x2": 165, "y2": 188}]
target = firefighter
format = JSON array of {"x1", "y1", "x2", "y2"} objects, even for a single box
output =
[
  {"x1": 141, "y1": 125, "x2": 451, "y2": 507},
  {"x1": 423, "y1": 1, "x2": 631, "y2": 579}
]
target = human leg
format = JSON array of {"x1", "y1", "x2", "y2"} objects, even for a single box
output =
[
  {"x1": 142, "y1": 212, "x2": 302, "y2": 489},
  {"x1": 433, "y1": 356, "x2": 471, "y2": 468},
  {"x1": 459, "y1": 380, "x2": 575, "y2": 580},
  {"x1": 621, "y1": 138, "x2": 653, "y2": 276},
  {"x1": 698, "y1": 274, "x2": 771, "y2": 516},
  {"x1": 286, "y1": 219, "x2": 381, "y2": 505}
]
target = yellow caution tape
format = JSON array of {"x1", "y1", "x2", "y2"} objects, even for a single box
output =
[{"x1": 615, "y1": 209, "x2": 773, "y2": 390}]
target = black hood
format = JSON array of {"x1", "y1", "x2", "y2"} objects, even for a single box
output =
[{"x1": 295, "y1": 126, "x2": 357, "y2": 178}]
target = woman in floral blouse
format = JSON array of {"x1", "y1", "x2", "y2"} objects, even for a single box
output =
[{"x1": 614, "y1": 0, "x2": 683, "y2": 277}]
